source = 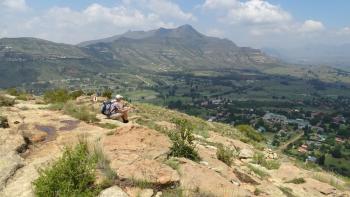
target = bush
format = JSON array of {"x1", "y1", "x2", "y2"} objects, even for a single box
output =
[
  {"x1": 102, "y1": 89, "x2": 113, "y2": 99},
  {"x1": 216, "y1": 145, "x2": 235, "y2": 166},
  {"x1": 246, "y1": 163, "x2": 270, "y2": 179},
  {"x1": 44, "y1": 89, "x2": 72, "y2": 103},
  {"x1": 236, "y1": 125, "x2": 265, "y2": 142},
  {"x1": 252, "y1": 152, "x2": 281, "y2": 170},
  {"x1": 33, "y1": 141, "x2": 99, "y2": 197},
  {"x1": 285, "y1": 178, "x2": 306, "y2": 184},
  {"x1": 6, "y1": 88, "x2": 30, "y2": 100},
  {"x1": 0, "y1": 95, "x2": 15, "y2": 106},
  {"x1": 63, "y1": 101, "x2": 98, "y2": 123},
  {"x1": 168, "y1": 118, "x2": 200, "y2": 162},
  {"x1": 70, "y1": 90, "x2": 85, "y2": 99}
]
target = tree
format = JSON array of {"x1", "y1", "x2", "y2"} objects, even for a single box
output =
[{"x1": 331, "y1": 144, "x2": 342, "y2": 158}]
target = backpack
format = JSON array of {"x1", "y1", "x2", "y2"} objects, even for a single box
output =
[{"x1": 101, "y1": 100, "x2": 114, "y2": 116}]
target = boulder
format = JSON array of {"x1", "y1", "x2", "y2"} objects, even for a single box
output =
[
  {"x1": 103, "y1": 125, "x2": 171, "y2": 169},
  {"x1": 117, "y1": 159, "x2": 180, "y2": 185},
  {"x1": 125, "y1": 187, "x2": 153, "y2": 197},
  {"x1": 99, "y1": 186, "x2": 128, "y2": 197},
  {"x1": 239, "y1": 148, "x2": 254, "y2": 159},
  {"x1": 178, "y1": 158, "x2": 251, "y2": 196}
]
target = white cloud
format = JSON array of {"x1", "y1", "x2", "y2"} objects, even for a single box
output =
[
  {"x1": 147, "y1": 0, "x2": 196, "y2": 21},
  {"x1": 203, "y1": 0, "x2": 238, "y2": 9},
  {"x1": 3, "y1": 3, "x2": 175, "y2": 43},
  {"x1": 299, "y1": 20, "x2": 325, "y2": 32},
  {"x1": 337, "y1": 27, "x2": 350, "y2": 35},
  {"x1": 224, "y1": 0, "x2": 292, "y2": 25},
  {"x1": 0, "y1": 0, "x2": 27, "y2": 11}
]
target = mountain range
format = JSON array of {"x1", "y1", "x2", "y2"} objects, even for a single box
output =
[{"x1": 0, "y1": 25, "x2": 278, "y2": 88}]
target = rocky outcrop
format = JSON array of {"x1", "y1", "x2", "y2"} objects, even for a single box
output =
[
  {"x1": 117, "y1": 159, "x2": 180, "y2": 185},
  {"x1": 103, "y1": 125, "x2": 171, "y2": 169},
  {"x1": 0, "y1": 129, "x2": 25, "y2": 190},
  {"x1": 178, "y1": 158, "x2": 251, "y2": 196}
]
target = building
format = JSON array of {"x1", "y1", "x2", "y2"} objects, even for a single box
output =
[{"x1": 263, "y1": 113, "x2": 288, "y2": 123}]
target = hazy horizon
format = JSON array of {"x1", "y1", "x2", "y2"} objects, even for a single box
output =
[{"x1": 1, "y1": 0, "x2": 350, "y2": 49}]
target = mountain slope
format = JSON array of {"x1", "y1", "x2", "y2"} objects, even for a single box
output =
[
  {"x1": 81, "y1": 25, "x2": 277, "y2": 70},
  {"x1": 1, "y1": 94, "x2": 349, "y2": 196}
]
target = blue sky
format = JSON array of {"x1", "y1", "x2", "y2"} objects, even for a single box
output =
[{"x1": 1, "y1": 0, "x2": 350, "y2": 48}]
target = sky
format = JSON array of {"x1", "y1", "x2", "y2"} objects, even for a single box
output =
[{"x1": 0, "y1": 0, "x2": 350, "y2": 48}]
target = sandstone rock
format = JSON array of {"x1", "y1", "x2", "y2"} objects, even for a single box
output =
[
  {"x1": 233, "y1": 168, "x2": 261, "y2": 185},
  {"x1": 99, "y1": 186, "x2": 128, "y2": 197},
  {"x1": 126, "y1": 187, "x2": 153, "y2": 197},
  {"x1": 103, "y1": 125, "x2": 171, "y2": 169},
  {"x1": 155, "y1": 191, "x2": 162, "y2": 197},
  {"x1": 239, "y1": 148, "x2": 254, "y2": 159},
  {"x1": 23, "y1": 130, "x2": 48, "y2": 143},
  {"x1": 178, "y1": 158, "x2": 251, "y2": 197},
  {"x1": 118, "y1": 159, "x2": 179, "y2": 185},
  {"x1": 303, "y1": 178, "x2": 336, "y2": 195}
]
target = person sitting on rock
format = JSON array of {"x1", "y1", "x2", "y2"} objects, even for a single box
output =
[{"x1": 110, "y1": 95, "x2": 130, "y2": 123}]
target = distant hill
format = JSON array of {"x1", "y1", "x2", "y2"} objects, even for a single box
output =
[
  {"x1": 80, "y1": 25, "x2": 277, "y2": 70},
  {"x1": 0, "y1": 25, "x2": 280, "y2": 88}
]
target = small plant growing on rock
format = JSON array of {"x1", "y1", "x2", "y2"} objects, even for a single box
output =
[
  {"x1": 33, "y1": 141, "x2": 99, "y2": 197},
  {"x1": 285, "y1": 177, "x2": 306, "y2": 184},
  {"x1": 168, "y1": 118, "x2": 200, "y2": 162},
  {"x1": 63, "y1": 101, "x2": 99, "y2": 123},
  {"x1": 0, "y1": 115, "x2": 9, "y2": 128},
  {"x1": 252, "y1": 152, "x2": 281, "y2": 170},
  {"x1": 216, "y1": 145, "x2": 235, "y2": 166}
]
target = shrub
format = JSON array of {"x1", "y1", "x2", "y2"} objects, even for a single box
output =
[
  {"x1": 216, "y1": 145, "x2": 235, "y2": 166},
  {"x1": 70, "y1": 90, "x2": 85, "y2": 99},
  {"x1": 236, "y1": 125, "x2": 265, "y2": 142},
  {"x1": 33, "y1": 141, "x2": 99, "y2": 197},
  {"x1": 63, "y1": 101, "x2": 99, "y2": 123},
  {"x1": 44, "y1": 89, "x2": 72, "y2": 103},
  {"x1": 168, "y1": 118, "x2": 200, "y2": 162},
  {"x1": 0, "y1": 95, "x2": 15, "y2": 106},
  {"x1": 164, "y1": 158, "x2": 180, "y2": 171},
  {"x1": 102, "y1": 89, "x2": 113, "y2": 99},
  {"x1": 285, "y1": 178, "x2": 306, "y2": 184},
  {"x1": 252, "y1": 152, "x2": 281, "y2": 170},
  {"x1": 6, "y1": 88, "x2": 31, "y2": 100},
  {"x1": 278, "y1": 186, "x2": 296, "y2": 197},
  {"x1": 247, "y1": 164, "x2": 270, "y2": 179}
]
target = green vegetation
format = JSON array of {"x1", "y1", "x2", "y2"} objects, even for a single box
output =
[
  {"x1": 312, "y1": 173, "x2": 346, "y2": 191},
  {"x1": 0, "y1": 94, "x2": 15, "y2": 107},
  {"x1": 254, "y1": 188, "x2": 263, "y2": 196},
  {"x1": 44, "y1": 89, "x2": 72, "y2": 103},
  {"x1": 164, "y1": 158, "x2": 180, "y2": 171},
  {"x1": 168, "y1": 118, "x2": 201, "y2": 162},
  {"x1": 63, "y1": 101, "x2": 98, "y2": 123},
  {"x1": 161, "y1": 188, "x2": 185, "y2": 197},
  {"x1": 96, "y1": 123, "x2": 118, "y2": 130},
  {"x1": 252, "y1": 152, "x2": 281, "y2": 170},
  {"x1": 93, "y1": 145, "x2": 117, "y2": 188},
  {"x1": 33, "y1": 141, "x2": 99, "y2": 197},
  {"x1": 6, "y1": 88, "x2": 31, "y2": 100},
  {"x1": 236, "y1": 125, "x2": 265, "y2": 142},
  {"x1": 216, "y1": 145, "x2": 235, "y2": 166},
  {"x1": 285, "y1": 178, "x2": 306, "y2": 184},
  {"x1": 246, "y1": 163, "x2": 270, "y2": 179},
  {"x1": 102, "y1": 89, "x2": 113, "y2": 99},
  {"x1": 278, "y1": 186, "x2": 296, "y2": 197},
  {"x1": 131, "y1": 179, "x2": 154, "y2": 189}
]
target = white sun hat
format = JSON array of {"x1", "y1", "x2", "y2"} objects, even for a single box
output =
[{"x1": 115, "y1": 94, "x2": 123, "y2": 99}]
